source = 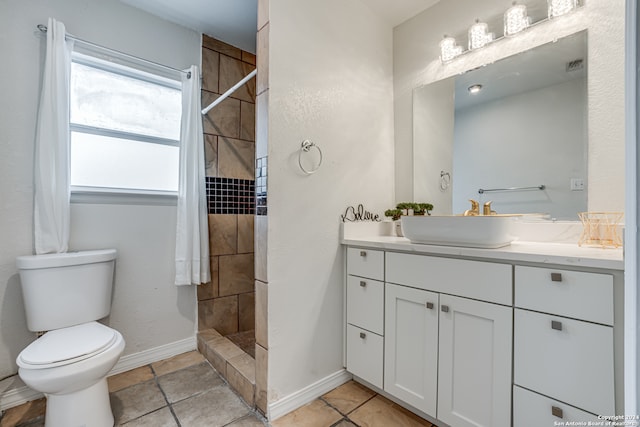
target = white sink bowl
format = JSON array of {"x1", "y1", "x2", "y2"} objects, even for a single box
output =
[{"x1": 401, "y1": 215, "x2": 516, "y2": 248}]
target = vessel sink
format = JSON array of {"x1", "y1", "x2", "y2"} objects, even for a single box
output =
[{"x1": 401, "y1": 215, "x2": 516, "y2": 248}]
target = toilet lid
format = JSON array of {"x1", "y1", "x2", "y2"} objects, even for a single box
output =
[{"x1": 18, "y1": 322, "x2": 117, "y2": 368}]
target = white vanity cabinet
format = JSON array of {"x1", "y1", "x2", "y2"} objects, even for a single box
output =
[
  {"x1": 514, "y1": 266, "x2": 615, "y2": 420},
  {"x1": 345, "y1": 248, "x2": 385, "y2": 388},
  {"x1": 343, "y1": 242, "x2": 623, "y2": 427}
]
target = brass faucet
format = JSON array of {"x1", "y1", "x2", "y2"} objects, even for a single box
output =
[
  {"x1": 463, "y1": 199, "x2": 480, "y2": 216},
  {"x1": 483, "y1": 201, "x2": 497, "y2": 215}
]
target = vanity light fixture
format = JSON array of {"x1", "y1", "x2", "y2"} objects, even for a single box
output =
[
  {"x1": 468, "y1": 84, "x2": 483, "y2": 94},
  {"x1": 439, "y1": 35, "x2": 463, "y2": 62},
  {"x1": 548, "y1": 0, "x2": 577, "y2": 18},
  {"x1": 504, "y1": 2, "x2": 530, "y2": 36},
  {"x1": 468, "y1": 19, "x2": 494, "y2": 50}
]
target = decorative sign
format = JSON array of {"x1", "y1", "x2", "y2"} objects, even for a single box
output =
[{"x1": 341, "y1": 204, "x2": 381, "y2": 223}]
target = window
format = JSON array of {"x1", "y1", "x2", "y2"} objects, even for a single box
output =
[{"x1": 69, "y1": 53, "x2": 182, "y2": 194}]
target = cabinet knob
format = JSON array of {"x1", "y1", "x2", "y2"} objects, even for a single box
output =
[
  {"x1": 360, "y1": 251, "x2": 367, "y2": 257},
  {"x1": 550, "y1": 272, "x2": 563, "y2": 282},
  {"x1": 359, "y1": 281, "x2": 367, "y2": 287},
  {"x1": 441, "y1": 305, "x2": 450, "y2": 313},
  {"x1": 551, "y1": 406, "x2": 564, "y2": 419},
  {"x1": 551, "y1": 320, "x2": 563, "y2": 331},
  {"x1": 359, "y1": 332, "x2": 366, "y2": 339},
  {"x1": 426, "y1": 302, "x2": 434, "y2": 310}
]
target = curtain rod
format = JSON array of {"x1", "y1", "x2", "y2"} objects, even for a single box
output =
[
  {"x1": 201, "y1": 69, "x2": 257, "y2": 115},
  {"x1": 36, "y1": 24, "x2": 191, "y2": 79}
]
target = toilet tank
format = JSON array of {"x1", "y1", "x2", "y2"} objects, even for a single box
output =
[{"x1": 16, "y1": 249, "x2": 117, "y2": 332}]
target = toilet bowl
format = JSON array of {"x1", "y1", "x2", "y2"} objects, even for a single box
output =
[
  {"x1": 15, "y1": 249, "x2": 124, "y2": 427},
  {"x1": 17, "y1": 322, "x2": 125, "y2": 427}
]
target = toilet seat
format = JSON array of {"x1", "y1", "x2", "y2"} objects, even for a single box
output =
[{"x1": 17, "y1": 322, "x2": 118, "y2": 369}]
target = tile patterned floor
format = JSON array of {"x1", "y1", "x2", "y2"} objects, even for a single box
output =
[
  {"x1": 1, "y1": 351, "x2": 435, "y2": 427},
  {"x1": 0, "y1": 351, "x2": 266, "y2": 427}
]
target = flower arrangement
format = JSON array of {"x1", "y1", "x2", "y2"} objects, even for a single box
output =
[{"x1": 384, "y1": 202, "x2": 434, "y2": 220}]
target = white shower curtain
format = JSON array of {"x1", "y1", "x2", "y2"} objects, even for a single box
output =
[
  {"x1": 34, "y1": 18, "x2": 74, "y2": 254},
  {"x1": 175, "y1": 65, "x2": 211, "y2": 285}
]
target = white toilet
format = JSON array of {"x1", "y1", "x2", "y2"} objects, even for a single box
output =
[{"x1": 15, "y1": 249, "x2": 125, "y2": 427}]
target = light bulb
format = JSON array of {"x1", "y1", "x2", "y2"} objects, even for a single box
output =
[
  {"x1": 548, "y1": 0, "x2": 577, "y2": 18},
  {"x1": 440, "y1": 36, "x2": 463, "y2": 63},
  {"x1": 468, "y1": 20, "x2": 494, "y2": 50},
  {"x1": 504, "y1": 3, "x2": 530, "y2": 36}
]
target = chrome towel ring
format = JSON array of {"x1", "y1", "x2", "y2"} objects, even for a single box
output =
[{"x1": 298, "y1": 140, "x2": 323, "y2": 175}]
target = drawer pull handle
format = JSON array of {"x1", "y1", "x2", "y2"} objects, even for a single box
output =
[
  {"x1": 551, "y1": 272, "x2": 563, "y2": 282},
  {"x1": 551, "y1": 406, "x2": 564, "y2": 419},
  {"x1": 441, "y1": 305, "x2": 450, "y2": 313},
  {"x1": 360, "y1": 251, "x2": 367, "y2": 257},
  {"x1": 551, "y1": 320, "x2": 563, "y2": 331},
  {"x1": 426, "y1": 302, "x2": 434, "y2": 309},
  {"x1": 360, "y1": 281, "x2": 367, "y2": 287},
  {"x1": 359, "y1": 332, "x2": 366, "y2": 339}
]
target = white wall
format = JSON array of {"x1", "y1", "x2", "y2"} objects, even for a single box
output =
[
  {"x1": 394, "y1": 0, "x2": 625, "y2": 213},
  {"x1": 453, "y1": 78, "x2": 587, "y2": 219},
  {"x1": 267, "y1": 0, "x2": 395, "y2": 403},
  {"x1": 0, "y1": 0, "x2": 201, "y2": 382}
]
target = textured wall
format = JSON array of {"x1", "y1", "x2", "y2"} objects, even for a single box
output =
[{"x1": 266, "y1": 0, "x2": 395, "y2": 405}]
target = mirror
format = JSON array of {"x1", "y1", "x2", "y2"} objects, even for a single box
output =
[{"x1": 413, "y1": 31, "x2": 587, "y2": 220}]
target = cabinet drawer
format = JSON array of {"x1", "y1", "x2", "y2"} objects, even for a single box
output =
[
  {"x1": 347, "y1": 248, "x2": 384, "y2": 280},
  {"x1": 347, "y1": 276, "x2": 384, "y2": 335},
  {"x1": 515, "y1": 266, "x2": 613, "y2": 325},
  {"x1": 346, "y1": 324, "x2": 383, "y2": 389},
  {"x1": 514, "y1": 309, "x2": 614, "y2": 415},
  {"x1": 513, "y1": 386, "x2": 599, "y2": 427},
  {"x1": 386, "y1": 252, "x2": 512, "y2": 305}
]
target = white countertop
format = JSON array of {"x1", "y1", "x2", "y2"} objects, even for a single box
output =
[{"x1": 341, "y1": 235, "x2": 624, "y2": 270}]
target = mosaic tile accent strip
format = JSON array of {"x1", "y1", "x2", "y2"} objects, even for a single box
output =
[
  {"x1": 256, "y1": 156, "x2": 267, "y2": 216},
  {"x1": 206, "y1": 177, "x2": 255, "y2": 215}
]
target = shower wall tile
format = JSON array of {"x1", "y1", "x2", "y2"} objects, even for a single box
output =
[
  {"x1": 240, "y1": 101, "x2": 256, "y2": 142},
  {"x1": 201, "y1": 48, "x2": 220, "y2": 93},
  {"x1": 255, "y1": 344, "x2": 268, "y2": 414},
  {"x1": 255, "y1": 280, "x2": 268, "y2": 348},
  {"x1": 238, "y1": 292, "x2": 256, "y2": 332},
  {"x1": 203, "y1": 35, "x2": 242, "y2": 60},
  {"x1": 255, "y1": 216, "x2": 268, "y2": 282},
  {"x1": 220, "y1": 55, "x2": 256, "y2": 103},
  {"x1": 237, "y1": 215, "x2": 255, "y2": 254},
  {"x1": 242, "y1": 52, "x2": 256, "y2": 66},
  {"x1": 206, "y1": 178, "x2": 255, "y2": 215},
  {"x1": 197, "y1": 256, "x2": 219, "y2": 301},
  {"x1": 256, "y1": 92, "x2": 268, "y2": 159},
  {"x1": 257, "y1": 23, "x2": 269, "y2": 96},
  {"x1": 204, "y1": 135, "x2": 218, "y2": 177},
  {"x1": 209, "y1": 214, "x2": 237, "y2": 256},
  {"x1": 218, "y1": 137, "x2": 255, "y2": 180},
  {"x1": 219, "y1": 254, "x2": 254, "y2": 296},
  {"x1": 202, "y1": 91, "x2": 241, "y2": 138},
  {"x1": 210, "y1": 295, "x2": 239, "y2": 336},
  {"x1": 258, "y1": 0, "x2": 269, "y2": 31}
]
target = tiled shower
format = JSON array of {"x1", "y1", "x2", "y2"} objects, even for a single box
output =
[{"x1": 197, "y1": 35, "x2": 257, "y2": 354}]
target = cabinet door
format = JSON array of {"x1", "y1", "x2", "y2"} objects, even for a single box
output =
[
  {"x1": 384, "y1": 283, "x2": 439, "y2": 416},
  {"x1": 437, "y1": 295, "x2": 512, "y2": 427},
  {"x1": 346, "y1": 324, "x2": 383, "y2": 389}
]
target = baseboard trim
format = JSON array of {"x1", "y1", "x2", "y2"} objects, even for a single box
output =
[
  {"x1": 0, "y1": 384, "x2": 43, "y2": 412},
  {"x1": 109, "y1": 336, "x2": 197, "y2": 376},
  {"x1": 268, "y1": 369, "x2": 352, "y2": 421},
  {"x1": 0, "y1": 337, "x2": 196, "y2": 411}
]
